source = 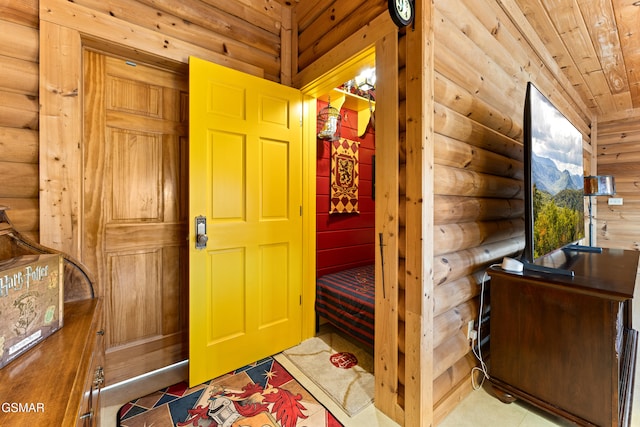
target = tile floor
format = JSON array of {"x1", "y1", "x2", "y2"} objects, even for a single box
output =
[
  {"x1": 101, "y1": 352, "x2": 622, "y2": 427},
  {"x1": 101, "y1": 285, "x2": 640, "y2": 426}
]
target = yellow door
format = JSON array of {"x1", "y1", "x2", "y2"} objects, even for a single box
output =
[{"x1": 189, "y1": 56, "x2": 303, "y2": 386}]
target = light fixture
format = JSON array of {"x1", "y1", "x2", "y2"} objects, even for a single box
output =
[
  {"x1": 583, "y1": 175, "x2": 616, "y2": 246},
  {"x1": 354, "y1": 68, "x2": 376, "y2": 92}
]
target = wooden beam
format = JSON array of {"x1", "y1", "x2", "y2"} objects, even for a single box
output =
[
  {"x1": 374, "y1": 27, "x2": 402, "y2": 424},
  {"x1": 39, "y1": 0, "x2": 264, "y2": 78},
  {"x1": 403, "y1": 0, "x2": 435, "y2": 425},
  {"x1": 39, "y1": 21, "x2": 83, "y2": 255}
]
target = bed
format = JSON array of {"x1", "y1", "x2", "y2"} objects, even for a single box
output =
[{"x1": 315, "y1": 264, "x2": 375, "y2": 348}]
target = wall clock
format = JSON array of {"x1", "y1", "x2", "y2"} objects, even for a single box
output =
[{"x1": 388, "y1": 0, "x2": 414, "y2": 27}]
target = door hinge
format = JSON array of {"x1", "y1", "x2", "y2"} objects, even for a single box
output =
[
  {"x1": 299, "y1": 205, "x2": 302, "y2": 216},
  {"x1": 300, "y1": 295, "x2": 302, "y2": 305}
]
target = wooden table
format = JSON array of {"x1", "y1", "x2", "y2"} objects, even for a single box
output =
[
  {"x1": 488, "y1": 248, "x2": 638, "y2": 427},
  {"x1": 0, "y1": 299, "x2": 104, "y2": 426}
]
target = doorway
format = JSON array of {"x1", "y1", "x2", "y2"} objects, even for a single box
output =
[
  {"x1": 314, "y1": 66, "x2": 377, "y2": 350},
  {"x1": 83, "y1": 49, "x2": 189, "y2": 385}
]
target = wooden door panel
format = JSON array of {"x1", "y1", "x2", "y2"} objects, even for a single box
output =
[
  {"x1": 107, "y1": 250, "x2": 161, "y2": 346},
  {"x1": 109, "y1": 129, "x2": 162, "y2": 221},
  {"x1": 83, "y1": 50, "x2": 188, "y2": 384}
]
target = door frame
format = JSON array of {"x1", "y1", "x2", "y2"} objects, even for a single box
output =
[{"x1": 292, "y1": 13, "x2": 402, "y2": 422}]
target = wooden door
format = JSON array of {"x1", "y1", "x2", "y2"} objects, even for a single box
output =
[
  {"x1": 188, "y1": 56, "x2": 303, "y2": 386},
  {"x1": 83, "y1": 50, "x2": 189, "y2": 384}
]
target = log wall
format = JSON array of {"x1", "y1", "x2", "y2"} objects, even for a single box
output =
[
  {"x1": 0, "y1": 1, "x2": 39, "y2": 240},
  {"x1": 595, "y1": 109, "x2": 640, "y2": 250},
  {"x1": 430, "y1": 0, "x2": 593, "y2": 421}
]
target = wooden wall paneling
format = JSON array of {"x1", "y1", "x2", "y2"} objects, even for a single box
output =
[
  {"x1": 0, "y1": 91, "x2": 38, "y2": 130},
  {"x1": 0, "y1": 198, "x2": 39, "y2": 234},
  {"x1": 433, "y1": 354, "x2": 476, "y2": 419},
  {"x1": 433, "y1": 333, "x2": 470, "y2": 380},
  {"x1": 434, "y1": 8, "x2": 523, "y2": 122},
  {"x1": 40, "y1": 0, "x2": 264, "y2": 79},
  {"x1": 433, "y1": 238, "x2": 525, "y2": 285},
  {"x1": 403, "y1": 0, "x2": 435, "y2": 426},
  {"x1": 199, "y1": 0, "x2": 283, "y2": 34},
  {"x1": 280, "y1": 5, "x2": 293, "y2": 85},
  {"x1": 39, "y1": 20, "x2": 83, "y2": 256},
  {"x1": 294, "y1": 1, "x2": 330, "y2": 33},
  {"x1": 0, "y1": 0, "x2": 38, "y2": 28},
  {"x1": 434, "y1": 195, "x2": 525, "y2": 224},
  {"x1": 0, "y1": 6, "x2": 40, "y2": 237},
  {"x1": 434, "y1": 276, "x2": 480, "y2": 317},
  {"x1": 296, "y1": 1, "x2": 387, "y2": 71},
  {"x1": 434, "y1": 220, "x2": 524, "y2": 256},
  {"x1": 0, "y1": 56, "x2": 38, "y2": 96},
  {"x1": 434, "y1": 133, "x2": 523, "y2": 179},
  {"x1": 297, "y1": 0, "x2": 368, "y2": 54},
  {"x1": 434, "y1": 165, "x2": 523, "y2": 199},
  {"x1": 374, "y1": 27, "x2": 402, "y2": 423},
  {"x1": 0, "y1": 19, "x2": 39, "y2": 61},
  {"x1": 434, "y1": 103, "x2": 523, "y2": 160},
  {"x1": 70, "y1": 0, "x2": 281, "y2": 80},
  {"x1": 0, "y1": 163, "x2": 39, "y2": 198},
  {"x1": 595, "y1": 110, "x2": 640, "y2": 251},
  {"x1": 434, "y1": 300, "x2": 479, "y2": 348},
  {"x1": 293, "y1": 12, "x2": 392, "y2": 93},
  {"x1": 435, "y1": 73, "x2": 522, "y2": 140}
]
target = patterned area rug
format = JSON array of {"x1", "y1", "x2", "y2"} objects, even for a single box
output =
[
  {"x1": 118, "y1": 356, "x2": 343, "y2": 427},
  {"x1": 282, "y1": 333, "x2": 374, "y2": 416}
]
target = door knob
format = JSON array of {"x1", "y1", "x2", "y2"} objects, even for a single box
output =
[{"x1": 195, "y1": 216, "x2": 208, "y2": 249}]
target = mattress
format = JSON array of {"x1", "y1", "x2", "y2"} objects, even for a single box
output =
[{"x1": 315, "y1": 264, "x2": 375, "y2": 348}]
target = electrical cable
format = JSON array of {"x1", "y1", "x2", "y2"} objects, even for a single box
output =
[{"x1": 471, "y1": 263, "x2": 500, "y2": 390}]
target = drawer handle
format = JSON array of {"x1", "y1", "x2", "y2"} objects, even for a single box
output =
[
  {"x1": 97, "y1": 329, "x2": 105, "y2": 336},
  {"x1": 79, "y1": 410, "x2": 93, "y2": 420},
  {"x1": 93, "y1": 366, "x2": 104, "y2": 387}
]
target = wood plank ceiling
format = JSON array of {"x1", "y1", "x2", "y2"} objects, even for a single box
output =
[
  {"x1": 515, "y1": 0, "x2": 640, "y2": 119},
  {"x1": 282, "y1": 0, "x2": 639, "y2": 119}
]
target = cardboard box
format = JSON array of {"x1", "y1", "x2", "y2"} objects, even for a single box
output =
[{"x1": 0, "y1": 254, "x2": 63, "y2": 368}]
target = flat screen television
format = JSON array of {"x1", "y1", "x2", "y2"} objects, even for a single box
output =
[{"x1": 522, "y1": 82, "x2": 585, "y2": 264}]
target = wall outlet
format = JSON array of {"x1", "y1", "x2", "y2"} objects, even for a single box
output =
[
  {"x1": 467, "y1": 320, "x2": 474, "y2": 340},
  {"x1": 608, "y1": 197, "x2": 623, "y2": 206}
]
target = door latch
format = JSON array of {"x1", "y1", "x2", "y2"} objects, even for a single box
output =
[{"x1": 195, "y1": 216, "x2": 208, "y2": 249}]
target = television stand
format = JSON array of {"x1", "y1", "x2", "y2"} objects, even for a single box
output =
[{"x1": 489, "y1": 248, "x2": 639, "y2": 427}]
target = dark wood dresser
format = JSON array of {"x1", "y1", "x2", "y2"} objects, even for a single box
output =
[
  {"x1": 488, "y1": 248, "x2": 638, "y2": 427},
  {"x1": 0, "y1": 207, "x2": 104, "y2": 426}
]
